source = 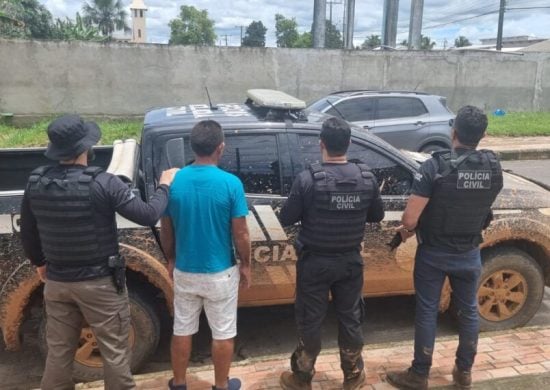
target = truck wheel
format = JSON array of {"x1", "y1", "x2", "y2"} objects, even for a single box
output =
[
  {"x1": 477, "y1": 247, "x2": 544, "y2": 332},
  {"x1": 39, "y1": 290, "x2": 160, "y2": 383}
]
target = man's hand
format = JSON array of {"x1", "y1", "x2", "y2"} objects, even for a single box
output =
[
  {"x1": 396, "y1": 225, "x2": 416, "y2": 243},
  {"x1": 36, "y1": 265, "x2": 47, "y2": 282},
  {"x1": 239, "y1": 264, "x2": 251, "y2": 289},
  {"x1": 159, "y1": 168, "x2": 180, "y2": 186}
]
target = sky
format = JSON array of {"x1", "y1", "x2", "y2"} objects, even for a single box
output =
[{"x1": 40, "y1": 0, "x2": 550, "y2": 48}]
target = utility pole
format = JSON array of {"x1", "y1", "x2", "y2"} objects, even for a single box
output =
[
  {"x1": 408, "y1": 0, "x2": 423, "y2": 50},
  {"x1": 327, "y1": 0, "x2": 342, "y2": 27},
  {"x1": 220, "y1": 34, "x2": 229, "y2": 46},
  {"x1": 235, "y1": 25, "x2": 245, "y2": 45},
  {"x1": 343, "y1": 0, "x2": 347, "y2": 47},
  {"x1": 345, "y1": 0, "x2": 355, "y2": 49},
  {"x1": 382, "y1": 0, "x2": 400, "y2": 48},
  {"x1": 313, "y1": 0, "x2": 327, "y2": 48},
  {"x1": 496, "y1": 0, "x2": 506, "y2": 51}
]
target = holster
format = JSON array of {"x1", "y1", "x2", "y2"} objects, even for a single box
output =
[{"x1": 108, "y1": 255, "x2": 126, "y2": 294}]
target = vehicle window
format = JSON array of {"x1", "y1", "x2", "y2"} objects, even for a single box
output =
[
  {"x1": 308, "y1": 96, "x2": 339, "y2": 112},
  {"x1": 326, "y1": 97, "x2": 374, "y2": 122},
  {"x1": 221, "y1": 135, "x2": 281, "y2": 195},
  {"x1": 297, "y1": 135, "x2": 412, "y2": 195},
  {"x1": 376, "y1": 97, "x2": 428, "y2": 120}
]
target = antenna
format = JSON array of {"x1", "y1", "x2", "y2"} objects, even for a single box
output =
[
  {"x1": 326, "y1": 99, "x2": 346, "y2": 121},
  {"x1": 205, "y1": 86, "x2": 218, "y2": 110}
]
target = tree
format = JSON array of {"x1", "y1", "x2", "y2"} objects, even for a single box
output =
[
  {"x1": 0, "y1": 0, "x2": 53, "y2": 39},
  {"x1": 242, "y1": 20, "x2": 267, "y2": 47},
  {"x1": 169, "y1": 5, "x2": 216, "y2": 46},
  {"x1": 421, "y1": 35, "x2": 436, "y2": 50},
  {"x1": 361, "y1": 34, "x2": 381, "y2": 50},
  {"x1": 82, "y1": 0, "x2": 129, "y2": 37},
  {"x1": 293, "y1": 31, "x2": 312, "y2": 48},
  {"x1": 454, "y1": 36, "x2": 472, "y2": 47},
  {"x1": 275, "y1": 14, "x2": 298, "y2": 48},
  {"x1": 324, "y1": 20, "x2": 342, "y2": 49},
  {"x1": 401, "y1": 34, "x2": 436, "y2": 50},
  {"x1": 51, "y1": 12, "x2": 106, "y2": 42}
]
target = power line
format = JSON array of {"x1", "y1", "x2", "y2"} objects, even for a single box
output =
[{"x1": 422, "y1": 10, "x2": 500, "y2": 30}]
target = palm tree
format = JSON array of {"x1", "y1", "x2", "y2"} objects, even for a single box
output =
[{"x1": 82, "y1": 0, "x2": 129, "y2": 37}]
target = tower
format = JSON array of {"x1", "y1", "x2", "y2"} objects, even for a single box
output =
[{"x1": 130, "y1": 0, "x2": 147, "y2": 43}]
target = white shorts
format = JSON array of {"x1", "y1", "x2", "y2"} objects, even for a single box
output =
[{"x1": 173, "y1": 265, "x2": 239, "y2": 340}]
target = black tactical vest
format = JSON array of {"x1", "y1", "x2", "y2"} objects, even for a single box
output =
[
  {"x1": 27, "y1": 166, "x2": 119, "y2": 266},
  {"x1": 298, "y1": 163, "x2": 375, "y2": 253},
  {"x1": 418, "y1": 149, "x2": 503, "y2": 250}
]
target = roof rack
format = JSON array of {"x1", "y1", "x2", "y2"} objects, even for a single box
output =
[
  {"x1": 330, "y1": 90, "x2": 429, "y2": 97},
  {"x1": 245, "y1": 89, "x2": 308, "y2": 122}
]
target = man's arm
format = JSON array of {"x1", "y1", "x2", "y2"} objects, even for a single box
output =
[
  {"x1": 280, "y1": 173, "x2": 308, "y2": 227},
  {"x1": 366, "y1": 178, "x2": 385, "y2": 223},
  {"x1": 104, "y1": 168, "x2": 178, "y2": 226},
  {"x1": 160, "y1": 216, "x2": 176, "y2": 279},
  {"x1": 232, "y1": 217, "x2": 251, "y2": 288},
  {"x1": 20, "y1": 191, "x2": 47, "y2": 281}
]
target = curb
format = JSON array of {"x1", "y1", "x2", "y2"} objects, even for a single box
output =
[{"x1": 496, "y1": 148, "x2": 550, "y2": 161}]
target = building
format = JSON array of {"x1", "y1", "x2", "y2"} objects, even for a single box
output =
[
  {"x1": 479, "y1": 35, "x2": 546, "y2": 49},
  {"x1": 130, "y1": 0, "x2": 147, "y2": 43}
]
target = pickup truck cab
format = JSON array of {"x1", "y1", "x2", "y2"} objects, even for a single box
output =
[{"x1": 2, "y1": 90, "x2": 550, "y2": 382}]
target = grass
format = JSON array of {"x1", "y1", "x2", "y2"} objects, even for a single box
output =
[
  {"x1": 0, "y1": 112, "x2": 549, "y2": 148},
  {"x1": 0, "y1": 119, "x2": 143, "y2": 148},
  {"x1": 487, "y1": 112, "x2": 550, "y2": 137}
]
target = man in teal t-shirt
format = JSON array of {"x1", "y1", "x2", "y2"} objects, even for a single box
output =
[{"x1": 161, "y1": 120, "x2": 251, "y2": 390}]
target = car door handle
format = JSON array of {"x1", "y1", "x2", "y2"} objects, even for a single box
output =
[
  {"x1": 363, "y1": 125, "x2": 370, "y2": 130},
  {"x1": 414, "y1": 121, "x2": 425, "y2": 126}
]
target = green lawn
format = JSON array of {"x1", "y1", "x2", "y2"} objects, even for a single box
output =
[
  {"x1": 0, "y1": 120, "x2": 142, "y2": 148},
  {"x1": 1, "y1": 112, "x2": 549, "y2": 148},
  {"x1": 487, "y1": 112, "x2": 550, "y2": 136}
]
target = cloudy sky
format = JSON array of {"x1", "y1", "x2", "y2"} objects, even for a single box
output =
[{"x1": 40, "y1": 0, "x2": 550, "y2": 47}]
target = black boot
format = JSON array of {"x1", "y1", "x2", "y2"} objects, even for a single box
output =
[
  {"x1": 386, "y1": 367, "x2": 428, "y2": 390},
  {"x1": 452, "y1": 365, "x2": 472, "y2": 390},
  {"x1": 340, "y1": 347, "x2": 366, "y2": 390}
]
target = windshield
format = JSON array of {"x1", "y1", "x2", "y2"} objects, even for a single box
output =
[{"x1": 307, "y1": 96, "x2": 340, "y2": 112}]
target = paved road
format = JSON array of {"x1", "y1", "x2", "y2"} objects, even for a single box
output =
[
  {"x1": 502, "y1": 159, "x2": 550, "y2": 188},
  {"x1": 2, "y1": 160, "x2": 550, "y2": 389}
]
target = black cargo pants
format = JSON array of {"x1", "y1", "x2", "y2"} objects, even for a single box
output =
[{"x1": 291, "y1": 250, "x2": 365, "y2": 383}]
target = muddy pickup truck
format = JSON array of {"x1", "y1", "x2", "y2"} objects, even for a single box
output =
[{"x1": 2, "y1": 90, "x2": 550, "y2": 382}]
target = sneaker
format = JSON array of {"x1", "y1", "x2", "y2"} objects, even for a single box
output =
[
  {"x1": 452, "y1": 365, "x2": 472, "y2": 390},
  {"x1": 279, "y1": 371, "x2": 312, "y2": 390},
  {"x1": 343, "y1": 369, "x2": 366, "y2": 390},
  {"x1": 212, "y1": 377, "x2": 241, "y2": 390},
  {"x1": 386, "y1": 368, "x2": 428, "y2": 390},
  {"x1": 168, "y1": 378, "x2": 187, "y2": 390}
]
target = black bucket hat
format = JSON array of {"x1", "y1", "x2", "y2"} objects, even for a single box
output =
[{"x1": 44, "y1": 115, "x2": 101, "y2": 160}]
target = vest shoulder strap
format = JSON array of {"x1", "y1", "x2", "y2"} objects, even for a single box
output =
[
  {"x1": 78, "y1": 166, "x2": 103, "y2": 184},
  {"x1": 309, "y1": 162, "x2": 326, "y2": 181},
  {"x1": 28, "y1": 166, "x2": 52, "y2": 184},
  {"x1": 355, "y1": 163, "x2": 374, "y2": 179}
]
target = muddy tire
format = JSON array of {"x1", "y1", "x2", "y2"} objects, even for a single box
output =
[
  {"x1": 39, "y1": 290, "x2": 160, "y2": 383},
  {"x1": 477, "y1": 247, "x2": 544, "y2": 332}
]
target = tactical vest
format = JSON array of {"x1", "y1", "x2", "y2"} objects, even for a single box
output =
[
  {"x1": 298, "y1": 163, "x2": 375, "y2": 253},
  {"x1": 27, "y1": 166, "x2": 119, "y2": 266},
  {"x1": 418, "y1": 149, "x2": 503, "y2": 248}
]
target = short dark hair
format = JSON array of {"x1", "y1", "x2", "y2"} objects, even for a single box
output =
[
  {"x1": 320, "y1": 117, "x2": 351, "y2": 156},
  {"x1": 190, "y1": 120, "x2": 224, "y2": 157},
  {"x1": 454, "y1": 105, "x2": 488, "y2": 146}
]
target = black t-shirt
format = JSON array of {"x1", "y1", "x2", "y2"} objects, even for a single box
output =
[
  {"x1": 20, "y1": 164, "x2": 169, "y2": 281},
  {"x1": 412, "y1": 148, "x2": 496, "y2": 253}
]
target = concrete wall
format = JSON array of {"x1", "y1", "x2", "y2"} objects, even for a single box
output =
[{"x1": 1, "y1": 39, "x2": 549, "y2": 117}]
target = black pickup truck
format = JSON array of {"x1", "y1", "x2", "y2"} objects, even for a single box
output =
[{"x1": 2, "y1": 90, "x2": 550, "y2": 382}]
